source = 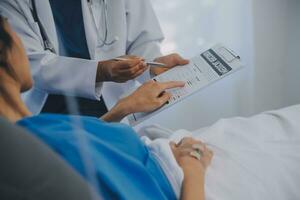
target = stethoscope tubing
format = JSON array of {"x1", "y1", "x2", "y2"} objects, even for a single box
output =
[{"x1": 88, "y1": 0, "x2": 117, "y2": 48}]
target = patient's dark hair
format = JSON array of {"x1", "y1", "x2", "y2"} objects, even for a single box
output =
[{"x1": 0, "y1": 15, "x2": 13, "y2": 69}]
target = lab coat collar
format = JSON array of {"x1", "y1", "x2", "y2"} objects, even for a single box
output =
[
  {"x1": 33, "y1": 0, "x2": 99, "y2": 59},
  {"x1": 81, "y1": 0, "x2": 98, "y2": 59},
  {"x1": 34, "y1": 0, "x2": 59, "y2": 52}
]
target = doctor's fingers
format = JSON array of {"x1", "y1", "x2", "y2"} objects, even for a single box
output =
[
  {"x1": 117, "y1": 58, "x2": 145, "y2": 69},
  {"x1": 119, "y1": 65, "x2": 148, "y2": 79},
  {"x1": 119, "y1": 55, "x2": 145, "y2": 61},
  {"x1": 172, "y1": 53, "x2": 190, "y2": 66},
  {"x1": 118, "y1": 68, "x2": 145, "y2": 80},
  {"x1": 131, "y1": 67, "x2": 148, "y2": 78},
  {"x1": 156, "y1": 91, "x2": 172, "y2": 105},
  {"x1": 147, "y1": 81, "x2": 185, "y2": 97},
  {"x1": 159, "y1": 81, "x2": 186, "y2": 92},
  {"x1": 120, "y1": 62, "x2": 147, "y2": 74}
]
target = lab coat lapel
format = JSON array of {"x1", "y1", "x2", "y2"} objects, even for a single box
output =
[
  {"x1": 34, "y1": 0, "x2": 59, "y2": 52},
  {"x1": 81, "y1": 0, "x2": 98, "y2": 59}
]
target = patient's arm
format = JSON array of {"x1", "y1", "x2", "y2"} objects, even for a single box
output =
[
  {"x1": 170, "y1": 138, "x2": 213, "y2": 200},
  {"x1": 181, "y1": 161, "x2": 205, "y2": 200},
  {"x1": 101, "y1": 80, "x2": 185, "y2": 122}
]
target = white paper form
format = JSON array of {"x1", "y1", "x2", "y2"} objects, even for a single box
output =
[{"x1": 127, "y1": 44, "x2": 244, "y2": 126}]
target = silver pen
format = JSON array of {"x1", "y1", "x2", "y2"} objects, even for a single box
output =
[{"x1": 113, "y1": 57, "x2": 167, "y2": 68}]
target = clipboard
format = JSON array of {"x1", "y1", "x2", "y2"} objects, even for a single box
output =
[{"x1": 127, "y1": 44, "x2": 243, "y2": 126}]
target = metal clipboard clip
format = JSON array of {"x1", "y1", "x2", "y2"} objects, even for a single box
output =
[{"x1": 217, "y1": 46, "x2": 241, "y2": 63}]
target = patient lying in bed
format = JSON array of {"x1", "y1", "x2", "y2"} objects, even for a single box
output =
[
  {"x1": 145, "y1": 104, "x2": 300, "y2": 199},
  {"x1": 1, "y1": 15, "x2": 299, "y2": 200},
  {"x1": 16, "y1": 104, "x2": 300, "y2": 200},
  {"x1": 16, "y1": 102, "x2": 300, "y2": 200},
  {"x1": 18, "y1": 105, "x2": 300, "y2": 200}
]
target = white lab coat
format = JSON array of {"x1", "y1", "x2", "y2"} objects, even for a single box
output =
[{"x1": 0, "y1": 0, "x2": 164, "y2": 114}]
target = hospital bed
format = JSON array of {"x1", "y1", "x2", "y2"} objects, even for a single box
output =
[
  {"x1": 1, "y1": 104, "x2": 300, "y2": 200},
  {"x1": 144, "y1": 104, "x2": 300, "y2": 200}
]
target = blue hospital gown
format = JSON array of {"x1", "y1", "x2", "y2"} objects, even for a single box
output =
[{"x1": 17, "y1": 114, "x2": 176, "y2": 200}]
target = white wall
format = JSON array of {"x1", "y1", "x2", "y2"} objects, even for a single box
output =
[
  {"x1": 135, "y1": 0, "x2": 254, "y2": 131},
  {"x1": 285, "y1": 0, "x2": 300, "y2": 106},
  {"x1": 135, "y1": 0, "x2": 300, "y2": 131},
  {"x1": 252, "y1": 0, "x2": 300, "y2": 113}
]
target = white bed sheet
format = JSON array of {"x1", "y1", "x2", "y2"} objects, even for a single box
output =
[{"x1": 144, "y1": 104, "x2": 300, "y2": 200}]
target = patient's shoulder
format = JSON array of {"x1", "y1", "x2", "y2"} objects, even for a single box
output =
[
  {"x1": 17, "y1": 114, "x2": 99, "y2": 127},
  {"x1": 16, "y1": 114, "x2": 139, "y2": 143}
]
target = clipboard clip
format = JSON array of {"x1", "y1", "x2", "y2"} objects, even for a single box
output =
[{"x1": 217, "y1": 46, "x2": 240, "y2": 63}]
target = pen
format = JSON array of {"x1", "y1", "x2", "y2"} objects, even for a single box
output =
[{"x1": 113, "y1": 57, "x2": 167, "y2": 68}]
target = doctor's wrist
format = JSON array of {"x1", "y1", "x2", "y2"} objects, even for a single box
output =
[
  {"x1": 96, "y1": 61, "x2": 109, "y2": 82},
  {"x1": 116, "y1": 98, "x2": 133, "y2": 116},
  {"x1": 100, "y1": 99, "x2": 131, "y2": 122}
]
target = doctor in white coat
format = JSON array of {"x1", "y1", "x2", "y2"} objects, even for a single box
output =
[{"x1": 0, "y1": 0, "x2": 189, "y2": 117}]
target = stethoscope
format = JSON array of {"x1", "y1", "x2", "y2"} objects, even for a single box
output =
[
  {"x1": 24, "y1": 0, "x2": 118, "y2": 53},
  {"x1": 87, "y1": 0, "x2": 119, "y2": 48},
  {"x1": 30, "y1": 0, "x2": 56, "y2": 53}
]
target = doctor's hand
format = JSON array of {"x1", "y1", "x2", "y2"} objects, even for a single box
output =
[
  {"x1": 96, "y1": 56, "x2": 148, "y2": 83},
  {"x1": 150, "y1": 53, "x2": 189, "y2": 76},
  {"x1": 101, "y1": 80, "x2": 185, "y2": 122}
]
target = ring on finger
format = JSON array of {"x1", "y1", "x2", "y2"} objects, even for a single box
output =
[
  {"x1": 192, "y1": 144, "x2": 205, "y2": 154},
  {"x1": 190, "y1": 151, "x2": 202, "y2": 160}
]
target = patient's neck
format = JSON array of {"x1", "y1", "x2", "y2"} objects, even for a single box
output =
[{"x1": 0, "y1": 70, "x2": 32, "y2": 123}]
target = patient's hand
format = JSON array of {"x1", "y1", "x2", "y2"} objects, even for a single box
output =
[
  {"x1": 170, "y1": 137, "x2": 213, "y2": 174},
  {"x1": 170, "y1": 137, "x2": 213, "y2": 200}
]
